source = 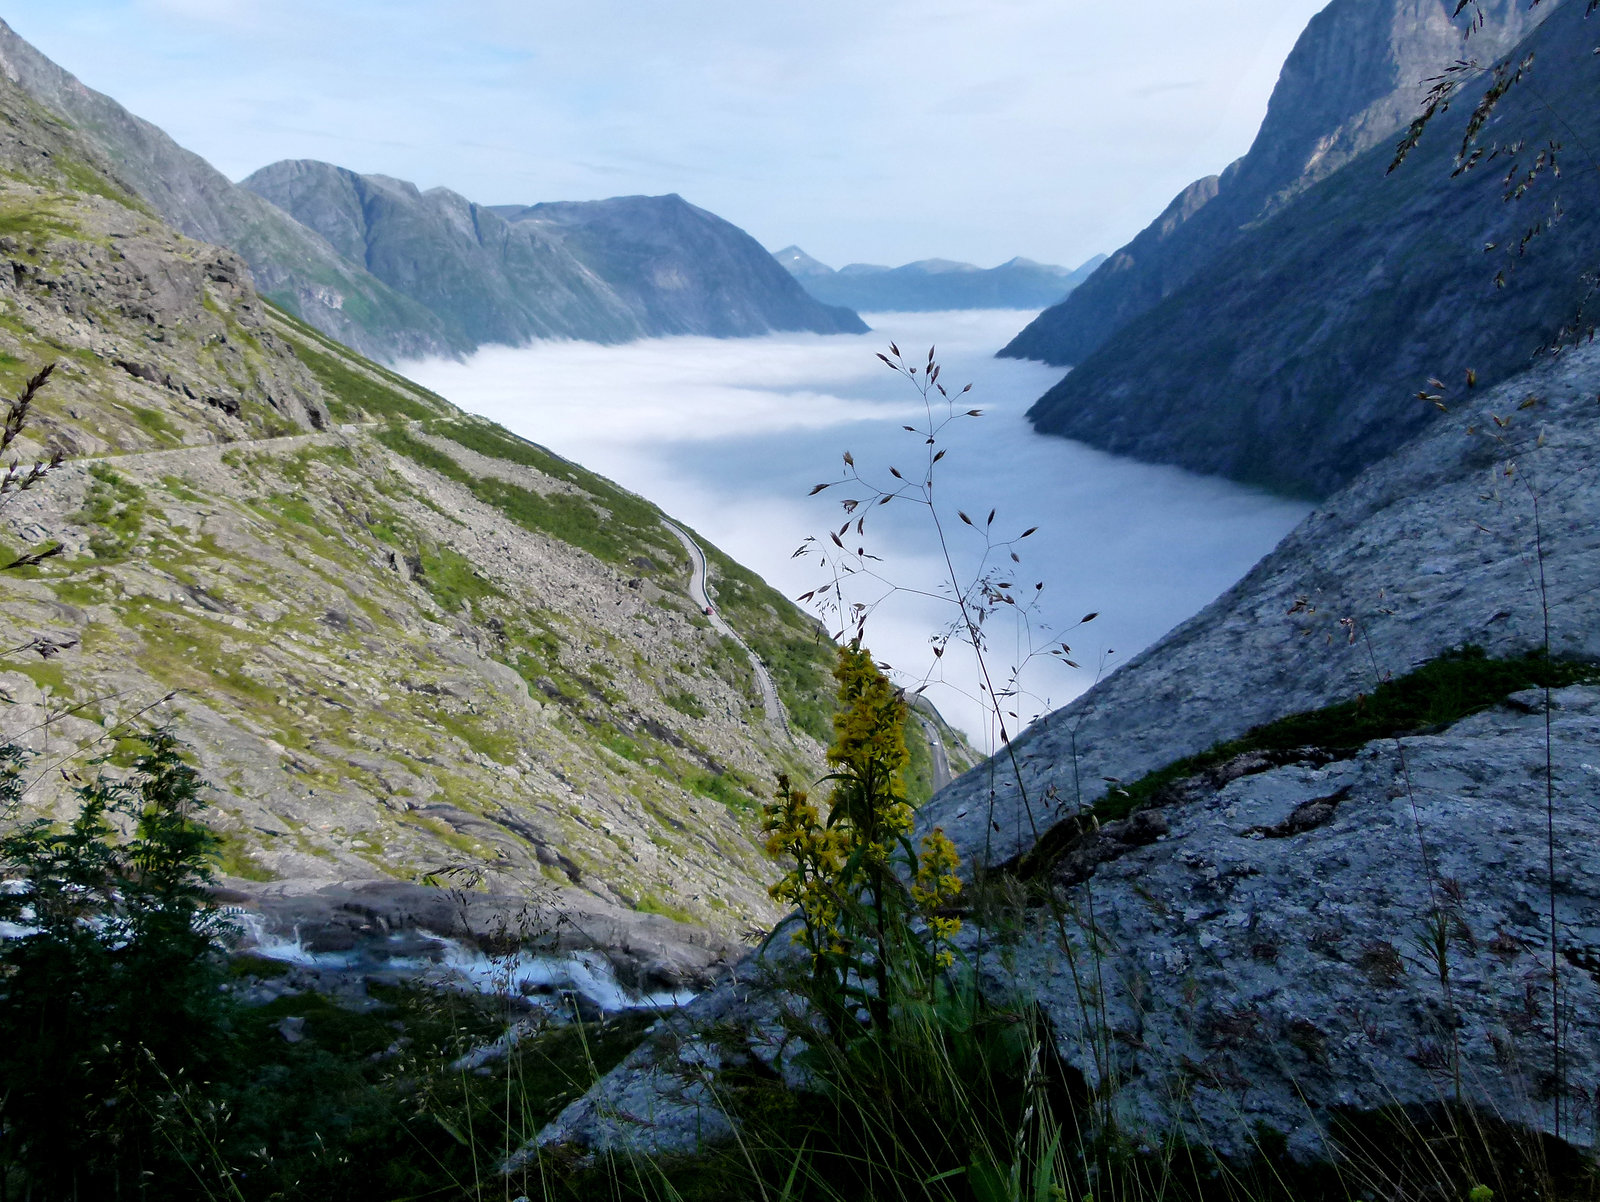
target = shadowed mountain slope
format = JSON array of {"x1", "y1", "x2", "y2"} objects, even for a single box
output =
[
  {"x1": 1024, "y1": 0, "x2": 1599, "y2": 497},
  {"x1": 1000, "y1": 0, "x2": 1545, "y2": 369}
]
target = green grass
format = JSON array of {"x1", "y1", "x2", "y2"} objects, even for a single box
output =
[
  {"x1": 901, "y1": 709, "x2": 937, "y2": 805},
  {"x1": 635, "y1": 893, "x2": 696, "y2": 923},
  {"x1": 214, "y1": 831, "x2": 277, "y2": 882},
  {"x1": 662, "y1": 689, "x2": 707, "y2": 719},
  {"x1": 294, "y1": 339, "x2": 439, "y2": 422},
  {"x1": 416, "y1": 544, "x2": 503, "y2": 614},
  {"x1": 379, "y1": 423, "x2": 678, "y2": 567},
  {"x1": 686, "y1": 767, "x2": 760, "y2": 818},
  {"x1": 71, "y1": 464, "x2": 146, "y2": 561},
  {"x1": 263, "y1": 303, "x2": 448, "y2": 423}
]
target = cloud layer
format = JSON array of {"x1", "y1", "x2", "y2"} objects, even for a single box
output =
[{"x1": 400, "y1": 311, "x2": 1311, "y2": 745}]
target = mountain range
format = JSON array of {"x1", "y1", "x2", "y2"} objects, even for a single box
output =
[
  {"x1": 5, "y1": 0, "x2": 1600, "y2": 1180},
  {"x1": 0, "y1": 23, "x2": 945, "y2": 970},
  {"x1": 1004, "y1": 0, "x2": 1595, "y2": 497},
  {"x1": 774, "y1": 245, "x2": 1105, "y2": 312},
  {"x1": 243, "y1": 163, "x2": 865, "y2": 352},
  {"x1": 0, "y1": 19, "x2": 865, "y2": 362}
]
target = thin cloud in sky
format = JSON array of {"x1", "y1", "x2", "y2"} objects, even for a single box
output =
[{"x1": 15, "y1": 0, "x2": 1329, "y2": 267}]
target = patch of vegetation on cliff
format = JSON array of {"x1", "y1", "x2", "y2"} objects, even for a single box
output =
[
  {"x1": 1020, "y1": 646, "x2": 1600, "y2": 877},
  {"x1": 264, "y1": 301, "x2": 451, "y2": 422},
  {"x1": 71, "y1": 464, "x2": 147, "y2": 560},
  {"x1": 377, "y1": 421, "x2": 681, "y2": 569}
]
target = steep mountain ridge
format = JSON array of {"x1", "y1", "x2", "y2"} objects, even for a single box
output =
[
  {"x1": 243, "y1": 161, "x2": 867, "y2": 345},
  {"x1": 1001, "y1": 0, "x2": 1545, "y2": 368},
  {"x1": 774, "y1": 245, "x2": 1104, "y2": 312},
  {"x1": 0, "y1": 67, "x2": 840, "y2": 956},
  {"x1": 0, "y1": 18, "x2": 462, "y2": 362},
  {"x1": 1025, "y1": 0, "x2": 1600, "y2": 496}
]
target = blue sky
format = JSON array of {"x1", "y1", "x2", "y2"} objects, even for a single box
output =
[{"x1": 11, "y1": 0, "x2": 1328, "y2": 268}]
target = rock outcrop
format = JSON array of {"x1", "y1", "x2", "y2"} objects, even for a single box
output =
[{"x1": 242, "y1": 162, "x2": 867, "y2": 345}]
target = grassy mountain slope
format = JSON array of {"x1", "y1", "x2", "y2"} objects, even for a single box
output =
[
  {"x1": 0, "y1": 19, "x2": 463, "y2": 363},
  {"x1": 0, "y1": 71, "x2": 839, "y2": 939}
]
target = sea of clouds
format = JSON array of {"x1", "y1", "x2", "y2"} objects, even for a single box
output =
[{"x1": 400, "y1": 311, "x2": 1310, "y2": 748}]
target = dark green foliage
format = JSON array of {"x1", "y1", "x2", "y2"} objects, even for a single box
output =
[
  {"x1": 0, "y1": 732, "x2": 657, "y2": 1200},
  {"x1": 0, "y1": 730, "x2": 234, "y2": 1197},
  {"x1": 213, "y1": 985, "x2": 654, "y2": 1202}
]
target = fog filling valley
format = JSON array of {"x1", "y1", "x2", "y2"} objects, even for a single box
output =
[{"x1": 401, "y1": 311, "x2": 1311, "y2": 746}]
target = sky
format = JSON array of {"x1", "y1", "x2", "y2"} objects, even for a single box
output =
[{"x1": 10, "y1": 0, "x2": 1328, "y2": 270}]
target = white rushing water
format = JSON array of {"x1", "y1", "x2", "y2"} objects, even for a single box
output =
[
  {"x1": 234, "y1": 912, "x2": 692, "y2": 1013},
  {"x1": 401, "y1": 310, "x2": 1311, "y2": 747}
]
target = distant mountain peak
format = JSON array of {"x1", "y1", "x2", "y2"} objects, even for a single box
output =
[
  {"x1": 774, "y1": 247, "x2": 1104, "y2": 312},
  {"x1": 772, "y1": 245, "x2": 834, "y2": 277},
  {"x1": 244, "y1": 161, "x2": 867, "y2": 344}
]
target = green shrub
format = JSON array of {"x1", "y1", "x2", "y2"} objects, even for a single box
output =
[{"x1": 0, "y1": 731, "x2": 234, "y2": 1196}]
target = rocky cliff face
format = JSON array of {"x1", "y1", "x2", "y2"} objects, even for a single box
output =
[
  {"x1": 243, "y1": 162, "x2": 867, "y2": 345},
  {"x1": 0, "y1": 20, "x2": 462, "y2": 363},
  {"x1": 0, "y1": 69, "x2": 838, "y2": 966},
  {"x1": 773, "y1": 246, "x2": 1105, "y2": 312},
  {"x1": 1024, "y1": 0, "x2": 1598, "y2": 496},
  {"x1": 1000, "y1": 0, "x2": 1544, "y2": 370}
]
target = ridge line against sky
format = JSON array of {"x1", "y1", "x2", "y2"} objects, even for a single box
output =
[{"x1": 12, "y1": 0, "x2": 1327, "y2": 269}]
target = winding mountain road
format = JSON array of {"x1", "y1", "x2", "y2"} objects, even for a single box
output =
[
  {"x1": 915, "y1": 712, "x2": 953, "y2": 792},
  {"x1": 52, "y1": 428, "x2": 796, "y2": 741},
  {"x1": 660, "y1": 520, "x2": 790, "y2": 738}
]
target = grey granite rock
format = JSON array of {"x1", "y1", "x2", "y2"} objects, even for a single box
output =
[
  {"x1": 996, "y1": 685, "x2": 1600, "y2": 1158},
  {"x1": 926, "y1": 336, "x2": 1600, "y2": 872}
]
